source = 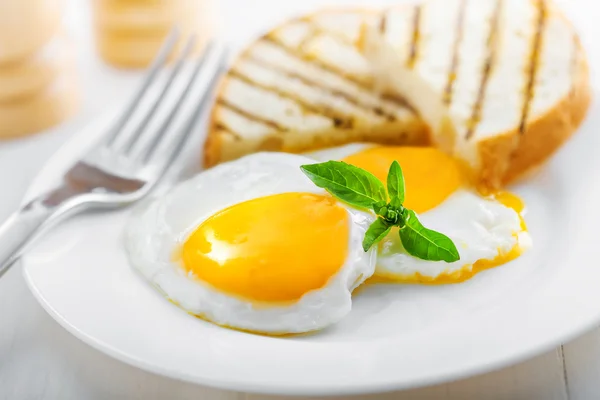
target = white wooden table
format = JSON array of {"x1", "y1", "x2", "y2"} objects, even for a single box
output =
[{"x1": 1, "y1": 1, "x2": 599, "y2": 399}]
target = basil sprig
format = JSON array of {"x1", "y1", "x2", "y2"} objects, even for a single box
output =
[{"x1": 300, "y1": 160, "x2": 460, "y2": 263}]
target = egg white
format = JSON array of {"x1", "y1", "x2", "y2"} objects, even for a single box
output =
[
  {"x1": 376, "y1": 191, "x2": 531, "y2": 279},
  {"x1": 305, "y1": 143, "x2": 531, "y2": 280},
  {"x1": 124, "y1": 152, "x2": 376, "y2": 334}
]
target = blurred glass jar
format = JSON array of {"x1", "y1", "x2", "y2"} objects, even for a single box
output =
[
  {"x1": 92, "y1": 0, "x2": 216, "y2": 68},
  {"x1": 0, "y1": 0, "x2": 79, "y2": 139}
]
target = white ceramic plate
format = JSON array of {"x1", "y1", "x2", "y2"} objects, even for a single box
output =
[{"x1": 21, "y1": 94, "x2": 600, "y2": 395}]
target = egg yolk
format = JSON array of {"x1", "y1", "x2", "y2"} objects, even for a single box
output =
[
  {"x1": 342, "y1": 146, "x2": 464, "y2": 213},
  {"x1": 181, "y1": 193, "x2": 349, "y2": 303}
]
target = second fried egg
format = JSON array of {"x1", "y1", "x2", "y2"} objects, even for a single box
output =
[{"x1": 306, "y1": 144, "x2": 531, "y2": 284}]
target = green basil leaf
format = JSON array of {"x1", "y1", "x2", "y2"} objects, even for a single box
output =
[
  {"x1": 362, "y1": 218, "x2": 392, "y2": 252},
  {"x1": 301, "y1": 161, "x2": 387, "y2": 209},
  {"x1": 387, "y1": 161, "x2": 405, "y2": 203},
  {"x1": 373, "y1": 200, "x2": 387, "y2": 215},
  {"x1": 399, "y1": 209, "x2": 460, "y2": 262},
  {"x1": 389, "y1": 196, "x2": 403, "y2": 211}
]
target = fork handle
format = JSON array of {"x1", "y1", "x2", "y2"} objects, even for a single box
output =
[{"x1": 0, "y1": 200, "x2": 55, "y2": 277}]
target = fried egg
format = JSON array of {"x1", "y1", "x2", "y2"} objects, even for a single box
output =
[
  {"x1": 124, "y1": 152, "x2": 376, "y2": 335},
  {"x1": 306, "y1": 144, "x2": 531, "y2": 284}
]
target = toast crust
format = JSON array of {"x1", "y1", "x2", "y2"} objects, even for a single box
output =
[
  {"x1": 503, "y1": 51, "x2": 591, "y2": 185},
  {"x1": 475, "y1": 29, "x2": 591, "y2": 189}
]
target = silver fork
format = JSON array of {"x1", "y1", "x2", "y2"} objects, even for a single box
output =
[{"x1": 0, "y1": 29, "x2": 226, "y2": 277}]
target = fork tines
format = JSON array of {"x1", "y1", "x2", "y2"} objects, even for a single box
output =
[{"x1": 104, "y1": 28, "x2": 226, "y2": 168}]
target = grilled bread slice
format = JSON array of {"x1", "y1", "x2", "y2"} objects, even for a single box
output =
[
  {"x1": 204, "y1": 10, "x2": 430, "y2": 168},
  {"x1": 359, "y1": 0, "x2": 591, "y2": 189}
]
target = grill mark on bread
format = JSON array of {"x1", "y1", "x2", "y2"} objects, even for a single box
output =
[
  {"x1": 444, "y1": 0, "x2": 468, "y2": 105},
  {"x1": 264, "y1": 35, "x2": 365, "y2": 85},
  {"x1": 229, "y1": 69, "x2": 356, "y2": 128},
  {"x1": 381, "y1": 94, "x2": 418, "y2": 115},
  {"x1": 244, "y1": 55, "x2": 398, "y2": 121},
  {"x1": 213, "y1": 123, "x2": 242, "y2": 141},
  {"x1": 519, "y1": 0, "x2": 547, "y2": 134},
  {"x1": 466, "y1": 0, "x2": 503, "y2": 140},
  {"x1": 407, "y1": 5, "x2": 422, "y2": 68},
  {"x1": 379, "y1": 11, "x2": 388, "y2": 33},
  {"x1": 261, "y1": 36, "x2": 417, "y2": 113},
  {"x1": 229, "y1": 70, "x2": 319, "y2": 114},
  {"x1": 217, "y1": 99, "x2": 288, "y2": 132}
]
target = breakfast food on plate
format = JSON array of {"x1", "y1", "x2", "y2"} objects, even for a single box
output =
[
  {"x1": 126, "y1": 149, "x2": 530, "y2": 334},
  {"x1": 132, "y1": 0, "x2": 590, "y2": 334},
  {"x1": 306, "y1": 144, "x2": 530, "y2": 283},
  {"x1": 358, "y1": 0, "x2": 591, "y2": 189},
  {"x1": 92, "y1": 0, "x2": 215, "y2": 68},
  {"x1": 125, "y1": 153, "x2": 376, "y2": 334},
  {"x1": 204, "y1": 10, "x2": 431, "y2": 168},
  {"x1": 0, "y1": 0, "x2": 78, "y2": 138}
]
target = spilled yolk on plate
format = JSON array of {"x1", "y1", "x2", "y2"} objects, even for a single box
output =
[
  {"x1": 181, "y1": 192, "x2": 349, "y2": 303},
  {"x1": 342, "y1": 146, "x2": 464, "y2": 213}
]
